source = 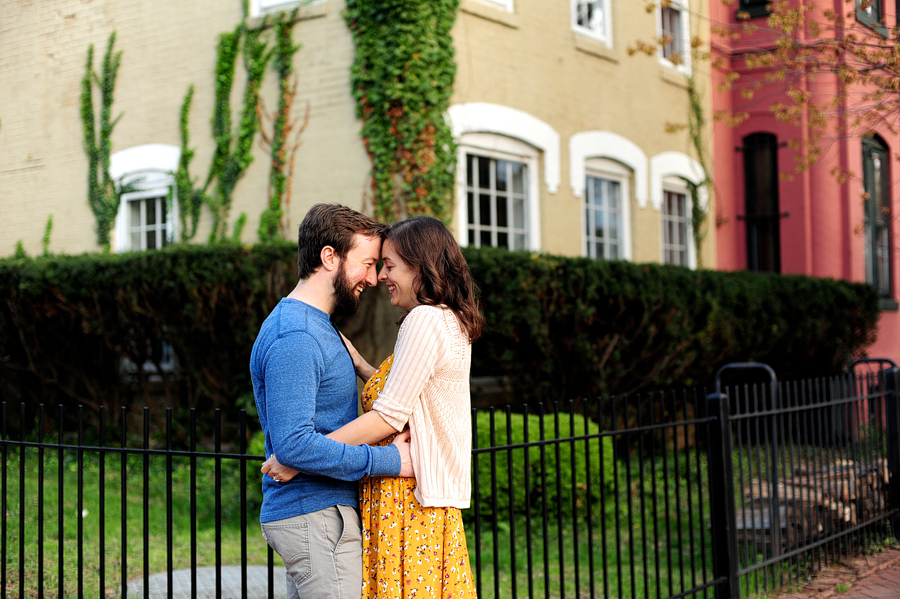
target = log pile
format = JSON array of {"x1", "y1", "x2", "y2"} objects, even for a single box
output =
[{"x1": 734, "y1": 459, "x2": 890, "y2": 552}]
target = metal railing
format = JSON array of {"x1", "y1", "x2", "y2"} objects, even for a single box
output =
[{"x1": 1, "y1": 361, "x2": 897, "y2": 598}]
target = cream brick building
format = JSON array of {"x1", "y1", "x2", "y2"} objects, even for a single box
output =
[{"x1": 0, "y1": 0, "x2": 714, "y2": 268}]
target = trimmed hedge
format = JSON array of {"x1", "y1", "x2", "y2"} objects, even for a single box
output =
[
  {"x1": 0, "y1": 244, "x2": 880, "y2": 422},
  {"x1": 464, "y1": 247, "x2": 879, "y2": 401}
]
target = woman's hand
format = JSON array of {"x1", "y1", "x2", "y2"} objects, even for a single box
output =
[
  {"x1": 340, "y1": 332, "x2": 376, "y2": 381},
  {"x1": 260, "y1": 454, "x2": 299, "y2": 483}
]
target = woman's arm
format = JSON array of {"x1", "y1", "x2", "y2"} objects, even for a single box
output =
[
  {"x1": 340, "y1": 332, "x2": 376, "y2": 381},
  {"x1": 261, "y1": 423, "x2": 412, "y2": 481}
]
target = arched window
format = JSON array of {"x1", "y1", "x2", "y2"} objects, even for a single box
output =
[
  {"x1": 111, "y1": 144, "x2": 180, "y2": 253},
  {"x1": 863, "y1": 135, "x2": 891, "y2": 297},
  {"x1": 742, "y1": 133, "x2": 781, "y2": 273},
  {"x1": 448, "y1": 103, "x2": 560, "y2": 251}
]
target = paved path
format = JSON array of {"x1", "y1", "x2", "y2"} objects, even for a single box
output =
[
  {"x1": 127, "y1": 565, "x2": 287, "y2": 599},
  {"x1": 774, "y1": 547, "x2": 900, "y2": 599}
]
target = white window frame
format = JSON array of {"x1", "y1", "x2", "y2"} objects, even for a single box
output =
[
  {"x1": 457, "y1": 133, "x2": 540, "y2": 251},
  {"x1": 660, "y1": 176, "x2": 694, "y2": 268},
  {"x1": 650, "y1": 151, "x2": 706, "y2": 269},
  {"x1": 121, "y1": 191, "x2": 171, "y2": 252},
  {"x1": 249, "y1": 0, "x2": 326, "y2": 18},
  {"x1": 468, "y1": 0, "x2": 515, "y2": 13},
  {"x1": 111, "y1": 144, "x2": 180, "y2": 253},
  {"x1": 449, "y1": 103, "x2": 562, "y2": 251},
  {"x1": 582, "y1": 158, "x2": 632, "y2": 261},
  {"x1": 111, "y1": 145, "x2": 179, "y2": 253},
  {"x1": 571, "y1": 0, "x2": 612, "y2": 47},
  {"x1": 657, "y1": 0, "x2": 691, "y2": 73}
]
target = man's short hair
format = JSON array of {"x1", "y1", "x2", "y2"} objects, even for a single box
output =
[{"x1": 296, "y1": 204, "x2": 388, "y2": 279}]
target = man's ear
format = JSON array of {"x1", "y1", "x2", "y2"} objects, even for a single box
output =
[{"x1": 320, "y1": 246, "x2": 338, "y2": 272}]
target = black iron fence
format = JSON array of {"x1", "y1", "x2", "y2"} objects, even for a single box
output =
[{"x1": 1, "y1": 361, "x2": 897, "y2": 598}]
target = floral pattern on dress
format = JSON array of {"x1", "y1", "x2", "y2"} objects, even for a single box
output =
[{"x1": 360, "y1": 355, "x2": 478, "y2": 598}]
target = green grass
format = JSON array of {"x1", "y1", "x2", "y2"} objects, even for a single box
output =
[
  {"x1": 1, "y1": 445, "x2": 268, "y2": 598},
  {"x1": 467, "y1": 447, "x2": 714, "y2": 599}
]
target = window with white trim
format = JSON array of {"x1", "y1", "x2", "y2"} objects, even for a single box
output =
[
  {"x1": 572, "y1": 0, "x2": 611, "y2": 45},
  {"x1": 584, "y1": 158, "x2": 630, "y2": 260},
  {"x1": 469, "y1": 0, "x2": 515, "y2": 12},
  {"x1": 658, "y1": 0, "x2": 690, "y2": 70},
  {"x1": 249, "y1": 0, "x2": 326, "y2": 17},
  {"x1": 458, "y1": 133, "x2": 540, "y2": 251},
  {"x1": 662, "y1": 187, "x2": 689, "y2": 266},
  {"x1": 124, "y1": 192, "x2": 170, "y2": 251},
  {"x1": 465, "y1": 154, "x2": 529, "y2": 250}
]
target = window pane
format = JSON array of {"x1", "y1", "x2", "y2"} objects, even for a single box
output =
[
  {"x1": 146, "y1": 199, "x2": 156, "y2": 226},
  {"x1": 131, "y1": 231, "x2": 141, "y2": 250},
  {"x1": 146, "y1": 230, "x2": 157, "y2": 250},
  {"x1": 480, "y1": 230, "x2": 491, "y2": 247},
  {"x1": 513, "y1": 198, "x2": 525, "y2": 229},
  {"x1": 467, "y1": 193, "x2": 475, "y2": 225},
  {"x1": 478, "y1": 157, "x2": 491, "y2": 190},
  {"x1": 498, "y1": 232, "x2": 508, "y2": 248},
  {"x1": 496, "y1": 161, "x2": 508, "y2": 192},
  {"x1": 496, "y1": 196, "x2": 508, "y2": 227},
  {"x1": 512, "y1": 163, "x2": 525, "y2": 194},
  {"x1": 130, "y1": 201, "x2": 141, "y2": 229},
  {"x1": 479, "y1": 194, "x2": 491, "y2": 226},
  {"x1": 468, "y1": 229, "x2": 475, "y2": 245},
  {"x1": 466, "y1": 154, "x2": 474, "y2": 187},
  {"x1": 514, "y1": 234, "x2": 526, "y2": 251},
  {"x1": 594, "y1": 208, "x2": 604, "y2": 239}
]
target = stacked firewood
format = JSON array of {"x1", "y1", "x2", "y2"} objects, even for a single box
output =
[{"x1": 735, "y1": 459, "x2": 890, "y2": 551}]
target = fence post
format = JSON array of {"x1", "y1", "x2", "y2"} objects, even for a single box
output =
[
  {"x1": 885, "y1": 367, "x2": 900, "y2": 538},
  {"x1": 707, "y1": 392, "x2": 741, "y2": 599}
]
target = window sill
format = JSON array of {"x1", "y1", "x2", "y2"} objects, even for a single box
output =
[
  {"x1": 459, "y1": 0, "x2": 519, "y2": 28},
  {"x1": 855, "y1": 12, "x2": 889, "y2": 37},
  {"x1": 247, "y1": 0, "x2": 327, "y2": 26},
  {"x1": 574, "y1": 34, "x2": 618, "y2": 64},
  {"x1": 879, "y1": 297, "x2": 899, "y2": 312},
  {"x1": 660, "y1": 66, "x2": 689, "y2": 88}
]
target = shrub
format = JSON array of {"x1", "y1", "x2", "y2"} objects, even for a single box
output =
[
  {"x1": 464, "y1": 247, "x2": 879, "y2": 401},
  {"x1": 469, "y1": 409, "x2": 615, "y2": 524},
  {"x1": 0, "y1": 244, "x2": 879, "y2": 432}
]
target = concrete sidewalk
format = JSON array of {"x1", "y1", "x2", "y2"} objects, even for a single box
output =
[
  {"x1": 127, "y1": 565, "x2": 288, "y2": 599},
  {"x1": 773, "y1": 547, "x2": 900, "y2": 599}
]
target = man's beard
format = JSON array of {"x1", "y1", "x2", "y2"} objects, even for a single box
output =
[{"x1": 332, "y1": 263, "x2": 362, "y2": 316}]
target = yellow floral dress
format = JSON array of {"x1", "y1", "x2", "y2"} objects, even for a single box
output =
[{"x1": 360, "y1": 355, "x2": 478, "y2": 598}]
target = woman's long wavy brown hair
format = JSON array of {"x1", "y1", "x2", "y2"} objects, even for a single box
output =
[{"x1": 386, "y1": 216, "x2": 484, "y2": 342}]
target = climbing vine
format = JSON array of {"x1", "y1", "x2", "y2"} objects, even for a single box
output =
[
  {"x1": 177, "y1": 23, "x2": 273, "y2": 243},
  {"x1": 81, "y1": 32, "x2": 124, "y2": 250},
  {"x1": 257, "y1": 17, "x2": 307, "y2": 242},
  {"x1": 344, "y1": 0, "x2": 460, "y2": 223}
]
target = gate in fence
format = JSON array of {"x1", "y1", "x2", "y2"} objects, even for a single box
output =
[{"x1": 1, "y1": 360, "x2": 897, "y2": 599}]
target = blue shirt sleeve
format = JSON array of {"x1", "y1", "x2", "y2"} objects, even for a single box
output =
[{"x1": 262, "y1": 332, "x2": 400, "y2": 480}]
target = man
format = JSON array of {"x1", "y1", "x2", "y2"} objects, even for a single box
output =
[{"x1": 250, "y1": 204, "x2": 412, "y2": 599}]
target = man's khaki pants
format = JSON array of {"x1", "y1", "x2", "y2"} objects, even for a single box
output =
[{"x1": 261, "y1": 505, "x2": 362, "y2": 599}]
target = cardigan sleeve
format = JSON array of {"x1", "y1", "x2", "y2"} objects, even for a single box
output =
[{"x1": 372, "y1": 307, "x2": 447, "y2": 431}]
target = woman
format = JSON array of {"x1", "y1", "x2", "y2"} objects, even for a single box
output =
[{"x1": 264, "y1": 216, "x2": 483, "y2": 598}]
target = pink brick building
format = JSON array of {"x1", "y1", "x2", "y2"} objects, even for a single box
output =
[{"x1": 711, "y1": 0, "x2": 900, "y2": 362}]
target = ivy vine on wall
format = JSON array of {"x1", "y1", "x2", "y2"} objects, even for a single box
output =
[
  {"x1": 80, "y1": 32, "x2": 124, "y2": 250},
  {"x1": 345, "y1": 0, "x2": 460, "y2": 223}
]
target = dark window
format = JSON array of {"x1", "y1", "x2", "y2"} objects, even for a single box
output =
[
  {"x1": 856, "y1": 0, "x2": 885, "y2": 31},
  {"x1": 742, "y1": 133, "x2": 781, "y2": 273},
  {"x1": 863, "y1": 136, "x2": 891, "y2": 297},
  {"x1": 738, "y1": 0, "x2": 772, "y2": 18}
]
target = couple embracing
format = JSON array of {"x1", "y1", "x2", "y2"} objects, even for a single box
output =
[{"x1": 250, "y1": 203, "x2": 482, "y2": 598}]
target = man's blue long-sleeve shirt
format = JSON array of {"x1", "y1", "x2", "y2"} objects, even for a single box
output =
[{"x1": 251, "y1": 298, "x2": 401, "y2": 523}]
